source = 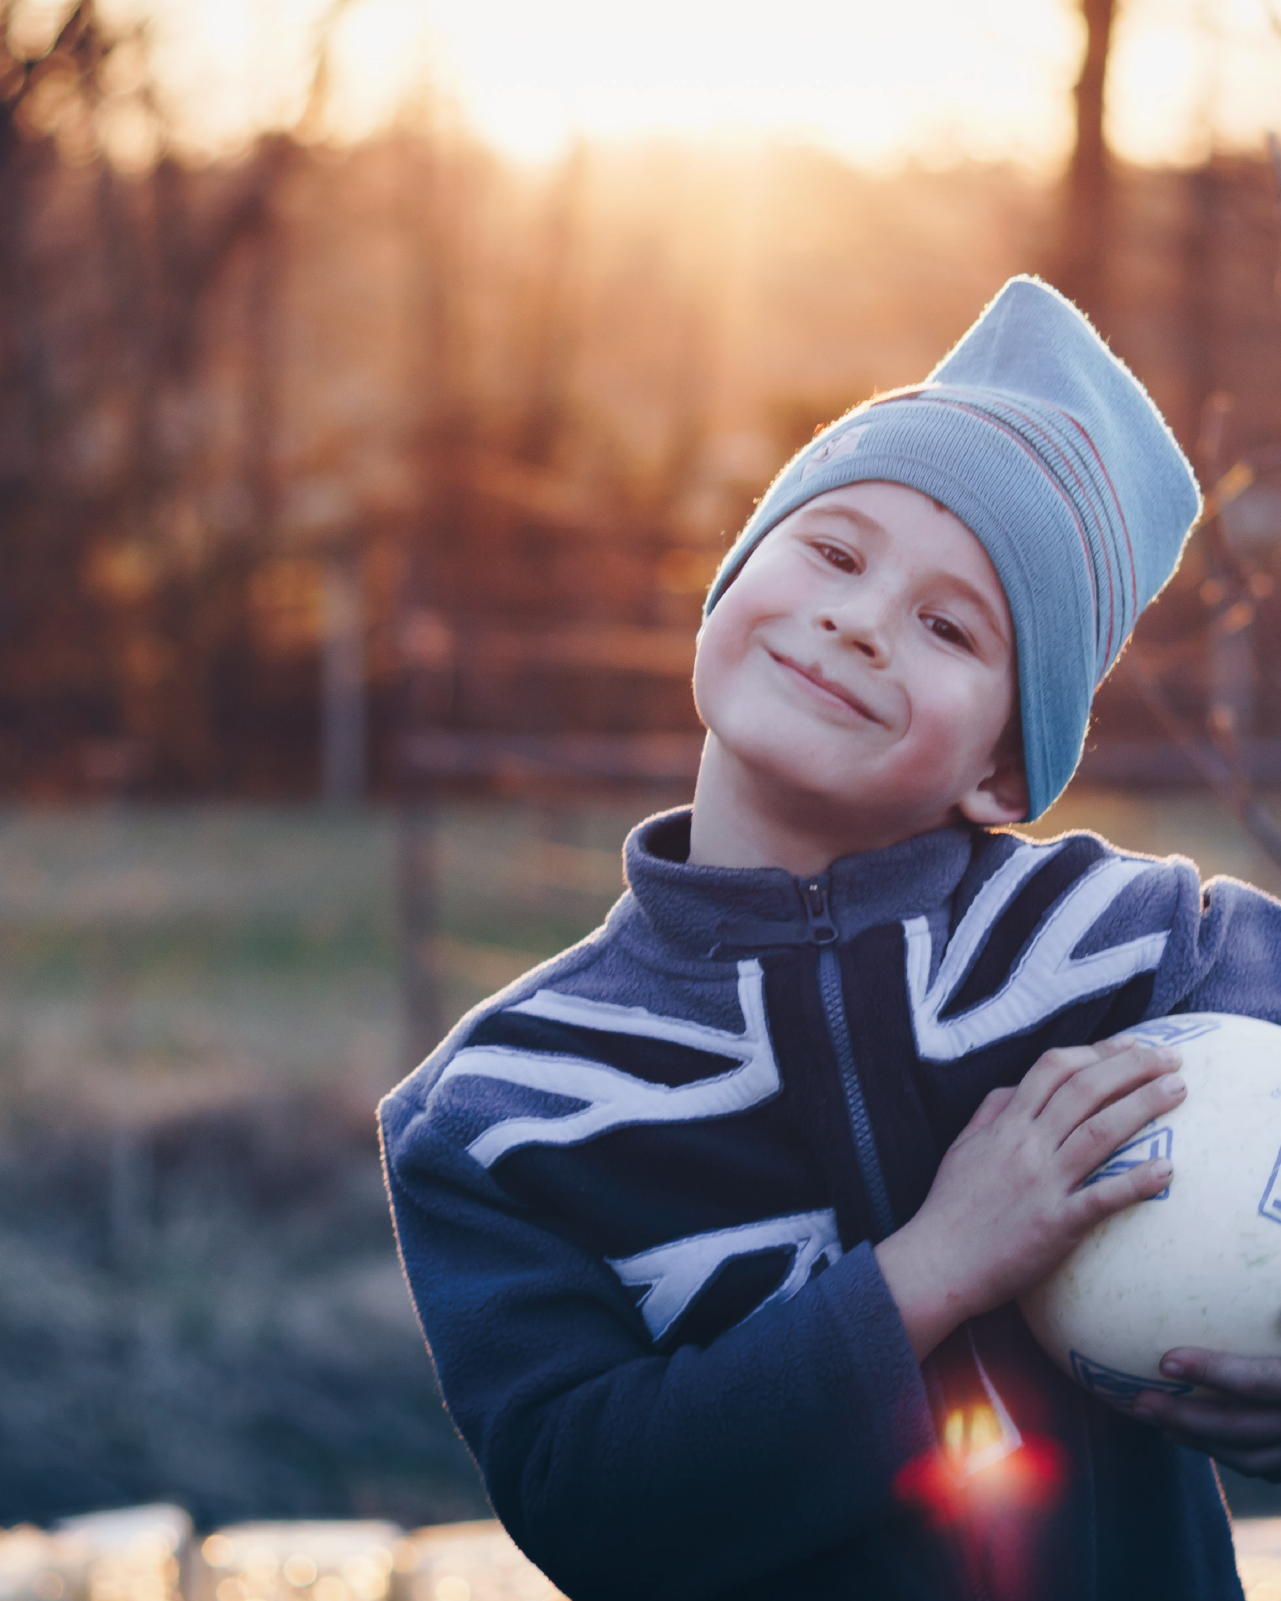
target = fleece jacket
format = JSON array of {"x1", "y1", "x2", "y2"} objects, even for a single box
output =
[{"x1": 380, "y1": 808, "x2": 1265, "y2": 1601}]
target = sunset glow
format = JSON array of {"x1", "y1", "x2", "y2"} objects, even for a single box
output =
[{"x1": 29, "y1": 0, "x2": 1281, "y2": 168}]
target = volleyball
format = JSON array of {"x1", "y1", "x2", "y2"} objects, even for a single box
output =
[{"x1": 1019, "y1": 1012, "x2": 1281, "y2": 1407}]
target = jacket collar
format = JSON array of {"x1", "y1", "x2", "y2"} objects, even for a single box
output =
[{"x1": 623, "y1": 807, "x2": 979, "y2": 959}]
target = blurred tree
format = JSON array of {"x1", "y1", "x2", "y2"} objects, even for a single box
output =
[
  {"x1": 1057, "y1": 0, "x2": 1116, "y2": 322},
  {"x1": 516, "y1": 141, "x2": 586, "y2": 471},
  {"x1": 0, "y1": 1, "x2": 146, "y2": 784},
  {"x1": 0, "y1": 2, "x2": 303, "y2": 792},
  {"x1": 8, "y1": 0, "x2": 1279, "y2": 800}
]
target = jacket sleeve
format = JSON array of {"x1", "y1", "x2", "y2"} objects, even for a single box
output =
[
  {"x1": 1140, "y1": 855, "x2": 1281, "y2": 1022},
  {"x1": 379, "y1": 1083, "x2": 937, "y2": 1601}
]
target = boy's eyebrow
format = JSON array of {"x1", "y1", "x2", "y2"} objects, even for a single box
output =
[{"x1": 809, "y1": 503, "x2": 886, "y2": 538}]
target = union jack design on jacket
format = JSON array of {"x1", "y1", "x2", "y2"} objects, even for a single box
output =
[{"x1": 381, "y1": 808, "x2": 1265, "y2": 1601}]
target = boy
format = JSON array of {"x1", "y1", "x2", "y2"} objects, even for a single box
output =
[{"x1": 380, "y1": 278, "x2": 1281, "y2": 1599}]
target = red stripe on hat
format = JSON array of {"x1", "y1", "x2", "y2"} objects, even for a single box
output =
[
  {"x1": 981, "y1": 400, "x2": 1120, "y2": 671},
  {"x1": 1054, "y1": 409, "x2": 1138, "y2": 627},
  {"x1": 919, "y1": 397, "x2": 1101, "y2": 657}
]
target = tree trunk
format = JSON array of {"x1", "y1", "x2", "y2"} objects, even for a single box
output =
[
  {"x1": 322, "y1": 545, "x2": 366, "y2": 805},
  {"x1": 1058, "y1": 0, "x2": 1116, "y2": 323}
]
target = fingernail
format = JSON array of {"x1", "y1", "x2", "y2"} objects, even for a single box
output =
[
  {"x1": 1155, "y1": 1047, "x2": 1181, "y2": 1066},
  {"x1": 1161, "y1": 1357, "x2": 1184, "y2": 1377},
  {"x1": 1133, "y1": 1404, "x2": 1153, "y2": 1422},
  {"x1": 1162, "y1": 1073, "x2": 1186, "y2": 1095},
  {"x1": 1151, "y1": 1160, "x2": 1173, "y2": 1181}
]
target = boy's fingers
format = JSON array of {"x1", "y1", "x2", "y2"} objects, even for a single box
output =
[
  {"x1": 1012, "y1": 1041, "x2": 1120, "y2": 1116},
  {"x1": 1155, "y1": 1348, "x2": 1281, "y2": 1404},
  {"x1": 1039, "y1": 1045, "x2": 1181, "y2": 1148},
  {"x1": 1055, "y1": 1069, "x2": 1184, "y2": 1180},
  {"x1": 964, "y1": 1084, "x2": 1017, "y2": 1131},
  {"x1": 1063, "y1": 1155, "x2": 1172, "y2": 1232},
  {"x1": 1133, "y1": 1391, "x2": 1281, "y2": 1446}
]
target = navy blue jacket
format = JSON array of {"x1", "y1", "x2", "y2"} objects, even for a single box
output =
[{"x1": 380, "y1": 810, "x2": 1270, "y2": 1600}]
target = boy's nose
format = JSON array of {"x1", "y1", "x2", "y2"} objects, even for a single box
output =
[{"x1": 819, "y1": 595, "x2": 892, "y2": 664}]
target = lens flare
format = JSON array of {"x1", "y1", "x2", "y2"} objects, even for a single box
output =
[{"x1": 895, "y1": 1419, "x2": 1068, "y2": 1528}]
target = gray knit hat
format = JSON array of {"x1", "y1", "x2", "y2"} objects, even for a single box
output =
[{"x1": 704, "y1": 277, "x2": 1201, "y2": 819}]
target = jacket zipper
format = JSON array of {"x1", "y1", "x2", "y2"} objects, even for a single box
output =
[
  {"x1": 804, "y1": 878, "x2": 990, "y2": 1601},
  {"x1": 803, "y1": 879, "x2": 895, "y2": 1242}
]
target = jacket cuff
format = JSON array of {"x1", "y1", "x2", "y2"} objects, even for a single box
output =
[{"x1": 818, "y1": 1239, "x2": 938, "y2": 1474}]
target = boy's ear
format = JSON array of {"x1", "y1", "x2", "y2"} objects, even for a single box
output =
[{"x1": 956, "y1": 745, "x2": 1030, "y2": 829}]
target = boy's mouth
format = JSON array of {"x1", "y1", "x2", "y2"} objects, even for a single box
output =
[{"x1": 769, "y1": 651, "x2": 884, "y2": 725}]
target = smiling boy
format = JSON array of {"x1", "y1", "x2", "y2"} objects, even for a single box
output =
[
  {"x1": 381, "y1": 279, "x2": 1281, "y2": 1600},
  {"x1": 690, "y1": 480, "x2": 1027, "y2": 870}
]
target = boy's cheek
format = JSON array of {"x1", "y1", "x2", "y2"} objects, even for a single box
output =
[
  {"x1": 912, "y1": 675, "x2": 1009, "y2": 755},
  {"x1": 691, "y1": 622, "x2": 744, "y2": 732},
  {"x1": 692, "y1": 601, "x2": 767, "y2": 710}
]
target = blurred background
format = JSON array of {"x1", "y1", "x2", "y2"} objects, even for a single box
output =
[{"x1": 1, "y1": 0, "x2": 1281, "y2": 1533}]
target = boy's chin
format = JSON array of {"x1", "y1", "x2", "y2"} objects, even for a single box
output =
[
  {"x1": 747, "y1": 761, "x2": 949, "y2": 842},
  {"x1": 719, "y1": 716, "x2": 886, "y2": 780},
  {"x1": 706, "y1": 725, "x2": 985, "y2": 841}
]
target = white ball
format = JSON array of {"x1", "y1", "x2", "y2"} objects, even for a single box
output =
[{"x1": 1018, "y1": 1012, "x2": 1281, "y2": 1407}]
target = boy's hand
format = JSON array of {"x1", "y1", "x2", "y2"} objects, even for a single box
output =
[
  {"x1": 874, "y1": 1036, "x2": 1185, "y2": 1361},
  {"x1": 1132, "y1": 1351, "x2": 1281, "y2": 1480}
]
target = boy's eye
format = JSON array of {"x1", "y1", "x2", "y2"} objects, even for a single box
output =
[
  {"x1": 814, "y1": 541, "x2": 857, "y2": 573},
  {"x1": 925, "y1": 614, "x2": 973, "y2": 651}
]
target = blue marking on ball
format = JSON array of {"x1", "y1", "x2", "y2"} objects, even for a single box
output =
[
  {"x1": 1257, "y1": 1144, "x2": 1281, "y2": 1227},
  {"x1": 1127, "y1": 1016, "x2": 1222, "y2": 1048},
  {"x1": 1083, "y1": 1126, "x2": 1173, "y2": 1200},
  {"x1": 1069, "y1": 1351, "x2": 1194, "y2": 1400}
]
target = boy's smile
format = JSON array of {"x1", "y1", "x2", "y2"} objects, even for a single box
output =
[
  {"x1": 768, "y1": 650, "x2": 884, "y2": 724},
  {"x1": 690, "y1": 480, "x2": 1029, "y2": 872}
]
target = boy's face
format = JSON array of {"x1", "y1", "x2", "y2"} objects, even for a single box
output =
[{"x1": 694, "y1": 481, "x2": 1028, "y2": 854}]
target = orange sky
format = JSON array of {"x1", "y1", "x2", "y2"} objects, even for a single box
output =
[{"x1": 16, "y1": 0, "x2": 1281, "y2": 169}]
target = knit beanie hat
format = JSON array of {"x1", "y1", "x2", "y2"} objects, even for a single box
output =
[{"x1": 703, "y1": 276, "x2": 1201, "y2": 820}]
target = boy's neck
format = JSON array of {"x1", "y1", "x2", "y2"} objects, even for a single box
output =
[{"x1": 687, "y1": 734, "x2": 954, "y2": 876}]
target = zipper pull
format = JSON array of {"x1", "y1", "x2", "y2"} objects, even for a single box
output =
[{"x1": 803, "y1": 879, "x2": 838, "y2": 945}]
